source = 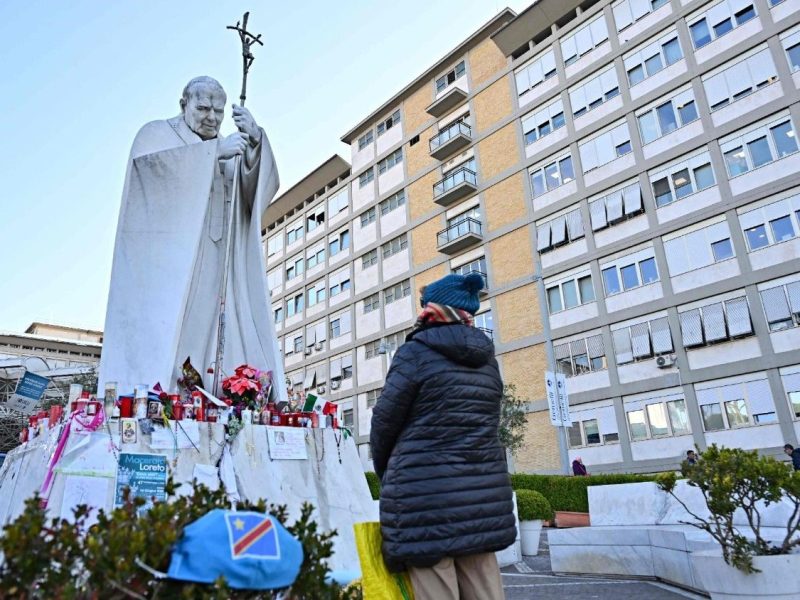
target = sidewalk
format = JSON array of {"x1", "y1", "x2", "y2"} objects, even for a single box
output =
[{"x1": 500, "y1": 531, "x2": 706, "y2": 599}]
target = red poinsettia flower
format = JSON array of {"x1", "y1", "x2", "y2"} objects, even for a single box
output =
[
  {"x1": 234, "y1": 364, "x2": 258, "y2": 379},
  {"x1": 230, "y1": 377, "x2": 260, "y2": 396}
]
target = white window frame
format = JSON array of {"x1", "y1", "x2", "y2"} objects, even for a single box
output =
[
  {"x1": 515, "y1": 48, "x2": 557, "y2": 99},
  {"x1": 521, "y1": 98, "x2": 566, "y2": 146},
  {"x1": 688, "y1": 0, "x2": 758, "y2": 50},
  {"x1": 361, "y1": 249, "x2": 378, "y2": 269},
  {"x1": 382, "y1": 233, "x2": 408, "y2": 258},
  {"x1": 546, "y1": 271, "x2": 596, "y2": 314},
  {"x1": 357, "y1": 130, "x2": 373, "y2": 151},
  {"x1": 378, "y1": 148, "x2": 403, "y2": 175},
  {"x1": 678, "y1": 295, "x2": 754, "y2": 348},
  {"x1": 560, "y1": 14, "x2": 609, "y2": 66},
  {"x1": 536, "y1": 207, "x2": 585, "y2": 253},
  {"x1": 529, "y1": 154, "x2": 575, "y2": 198},
  {"x1": 612, "y1": 0, "x2": 671, "y2": 32},
  {"x1": 636, "y1": 87, "x2": 698, "y2": 145},
  {"x1": 569, "y1": 66, "x2": 620, "y2": 118},
  {"x1": 380, "y1": 190, "x2": 406, "y2": 215},
  {"x1": 649, "y1": 149, "x2": 716, "y2": 208},
  {"x1": 589, "y1": 181, "x2": 644, "y2": 231},
  {"x1": 720, "y1": 114, "x2": 799, "y2": 179},
  {"x1": 360, "y1": 207, "x2": 376, "y2": 227},
  {"x1": 579, "y1": 121, "x2": 632, "y2": 173},
  {"x1": 435, "y1": 60, "x2": 466, "y2": 93},
  {"x1": 601, "y1": 251, "x2": 660, "y2": 295},
  {"x1": 663, "y1": 218, "x2": 735, "y2": 275},
  {"x1": 554, "y1": 334, "x2": 607, "y2": 377},
  {"x1": 358, "y1": 168, "x2": 374, "y2": 188},
  {"x1": 377, "y1": 110, "x2": 401, "y2": 136},
  {"x1": 624, "y1": 30, "x2": 683, "y2": 87}
]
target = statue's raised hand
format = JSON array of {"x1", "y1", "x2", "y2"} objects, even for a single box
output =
[
  {"x1": 217, "y1": 131, "x2": 249, "y2": 160},
  {"x1": 232, "y1": 104, "x2": 259, "y2": 144}
]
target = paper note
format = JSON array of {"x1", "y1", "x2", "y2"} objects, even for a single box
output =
[
  {"x1": 149, "y1": 420, "x2": 200, "y2": 450},
  {"x1": 61, "y1": 475, "x2": 109, "y2": 528},
  {"x1": 267, "y1": 426, "x2": 308, "y2": 460}
]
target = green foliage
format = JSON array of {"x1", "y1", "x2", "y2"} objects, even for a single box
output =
[
  {"x1": 0, "y1": 478, "x2": 362, "y2": 599},
  {"x1": 515, "y1": 489, "x2": 553, "y2": 522},
  {"x1": 510, "y1": 473, "x2": 657, "y2": 513},
  {"x1": 364, "y1": 471, "x2": 381, "y2": 501},
  {"x1": 656, "y1": 445, "x2": 800, "y2": 574},
  {"x1": 498, "y1": 384, "x2": 527, "y2": 457}
]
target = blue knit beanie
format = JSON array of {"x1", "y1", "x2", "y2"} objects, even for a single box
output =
[{"x1": 421, "y1": 273, "x2": 484, "y2": 315}]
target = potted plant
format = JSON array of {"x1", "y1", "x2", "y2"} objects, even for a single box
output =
[
  {"x1": 516, "y1": 489, "x2": 554, "y2": 556},
  {"x1": 657, "y1": 445, "x2": 800, "y2": 599}
]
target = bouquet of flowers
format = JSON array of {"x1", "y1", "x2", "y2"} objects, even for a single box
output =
[{"x1": 222, "y1": 365, "x2": 273, "y2": 417}]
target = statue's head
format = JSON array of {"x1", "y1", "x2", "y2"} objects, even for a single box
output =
[{"x1": 180, "y1": 76, "x2": 227, "y2": 140}]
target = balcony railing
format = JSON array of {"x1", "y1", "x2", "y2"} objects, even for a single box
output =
[
  {"x1": 477, "y1": 327, "x2": 493, "y2": 340},
  {"x1": 437, "y1": 217, "x2": 482, "y2": 247},
  {"x1": 430, "y1": 121, "x2": 472, "y2": 153},
  {"x1": 433, "y1": 166, "x2": 477, "y2": 205}
]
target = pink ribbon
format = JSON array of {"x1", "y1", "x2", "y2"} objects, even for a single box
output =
[{"x1": 38, "y1": 407, "x2": 107, "y2": 503}]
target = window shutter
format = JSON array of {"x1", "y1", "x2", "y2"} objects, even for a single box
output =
[
  {"x1": 317, "y1": 363, "x2": 328, "y2": 384},
  {"x1": 606, "y1": 190, "x2": 624, "y2": 222},
  {"x1": 342, "y1": 354, "x2": 353, "y2": 370},
  {"x1": 306, "y1": 325, "x2": 316, "y2": 347},
  {"x1": 613, "y1": 328, "x2": 633, "y2": 364},
  {"x1": 586, "y1": 334, "x2": 605, "y2": 359},
  {"x1": 330, "y1": 358, "x2": 342, "y2": 379},
  {"x1": 614, "y1": 2, "x2": 633, "y2": 31},
  {"x1": 746, "y1": 379, "x2": 774, "y2": 415},
  {"x1": 702, "y1": 302, "x2": 727, "y2": 343},
  {"x1": 340, "y1": 311, "x2": 352, "y2": 334},
  {"x1": 590, "y1": 199, "x2": 608, "y2": 230},
  {"x1": 551, "y1": 216, "x2": 568, "y2": 246},
  {"x1": 597, "y1": 405, "x2": 618, "y2": 435},
  {"x1": 650, "y1": 317, "x2": 674, "y2": 354},
  {"x1": 786, "y1": 282, "x2": 800, "y2": 315},
  {"x1": 554, "y1": 342, "x2": 571, "y2": 360},
  {"x1": 303, "y1": 369, "x2": 316, "y2": 390},
  {"x1": 570, "y1": 338, "x2": 588, "y2": 357},
  {"x1": 631, "y1": 322, "x2": 652, "y2": 359},
  {"x1": 316, "y1": 321, "x2": 327, "y2": 342},
  {"x1": 566, "y1": 209, "x2": 585, "y2": 240},
  {"x1": 589, "y1": 16, "x2": 608, "y2": 46},
  {"x1": 680, "y1": 309, "x2": 704, "y2": 347},
  {"x1": 537, "y1": 221, "x2": 552, "y2": 251},
  {"x1": 725, "y1": 297, "x2": 752, "y2": 337},
  {"x1": 760, "y1": 286, "x2": 791, "y2": 324},
  {"x1": 631, "y1": 0, "x2": 650, "y2": 21},
  {"x1": 622, "y1": 184, "x2": 642, "y2": 215}
]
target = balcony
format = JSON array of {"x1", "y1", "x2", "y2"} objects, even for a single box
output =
[
  {"x1": 433, "y1": 166, "x2": 477, "y2": 206},
  {"x1": 426, "y1": 86, "x2": 468, "y2": 118},
  {"x1": 429, "y1": 121, "x2": 472, "y2": 160},
  {"x1": 437, "y1": 217, "x2": 483, "y2": 255}
]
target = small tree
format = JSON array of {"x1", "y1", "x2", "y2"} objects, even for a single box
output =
[
  {"x1": 657, "y1": 445, "x2": 800, "y2": 574},
  {"x1": 498, "y1": 384, "x2": 527, "y2": 457}
]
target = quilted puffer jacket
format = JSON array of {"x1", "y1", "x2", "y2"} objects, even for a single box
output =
[{"x1": 370, "y1": 322, "x2": 516, "y2": 572}]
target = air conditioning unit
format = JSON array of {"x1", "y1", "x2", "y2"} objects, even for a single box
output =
[
  {"x1": 315, "y1": 342, "x2": 323, "y2": 351},
  {"x1": 316, "y1": 385, "x2": 326, "y2": 394},
  {"x1": 304, "y1": 348, "x2": 312, "y2": 355},
  {"x1": 330, "y1": 380, "x2": 340, "y2": 390},
  {"x1": 656, "y1": 354, "x2": 677, "y2": 369}
]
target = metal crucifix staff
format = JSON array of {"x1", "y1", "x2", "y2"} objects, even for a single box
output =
[{"x1": 212, "y1": 12, "x2": 264, "y2": 397}]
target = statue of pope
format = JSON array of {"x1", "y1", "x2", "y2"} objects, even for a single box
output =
[{"x1": 99, "y1": 76, "x2": 286, "y2": 400}]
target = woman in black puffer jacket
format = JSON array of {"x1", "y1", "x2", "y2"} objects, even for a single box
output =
[{"x1": 370, "y1": 272, "x2": 515, "y2": 600}]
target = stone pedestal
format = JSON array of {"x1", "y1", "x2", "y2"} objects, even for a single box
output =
[{"x1": 0, "y1": 422, "x2": 377, "y2": 574}]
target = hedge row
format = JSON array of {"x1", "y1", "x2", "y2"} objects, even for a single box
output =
[
  {"x1": 365, "y1": 471, "x2": 381, "y2": 500},
  {"x1": 509, "y1": 473, "x2": 657, "y2": 513},
  {"x1": 364, "y1": 471, "x2": 656, "y2": 511}
]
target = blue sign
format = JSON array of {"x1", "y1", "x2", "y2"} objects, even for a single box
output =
[
  {"x1": 115, "y1": 453, "x2": 168, "y2": 513},
  {"x1": 8, "y1": 370, "x2": 50, "y2": 414}
]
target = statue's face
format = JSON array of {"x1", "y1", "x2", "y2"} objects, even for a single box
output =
[{"x1": 183, "y1": 84, "x2": 226, "y2": 140}]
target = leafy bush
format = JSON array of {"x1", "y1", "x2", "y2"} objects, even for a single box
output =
[
  {"x1": 364, "y1": 471, "x2": 381, "y2": 500},
  {"x1": 657, "y1": 445, "x2": 800, "y2": 574},
  {"x1": 0, "y1": 479, "x2": 362, "y2": 599},
  {"x1": 510, "y1": 473, "x2": 657, "y2": 513},
  {"x1": 515, "y1": 489, "x2": 553, "y2": 522}
]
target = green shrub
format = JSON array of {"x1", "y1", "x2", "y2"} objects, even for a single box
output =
[
  {"x1": 364, "y1": 471, "x2": 381, "y2": 500},
  {"x1": 515, "y1": 489, "x2": 553, "y2": 522},
  {"x1": 0, "y1": 479, "x2": 361, "y2": 599},
  {"x1": 510, "y1": 473, "x2": 657, "y2": 513}
]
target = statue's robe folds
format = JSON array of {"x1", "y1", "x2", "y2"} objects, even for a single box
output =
[{"x1": 99, "y1": 116, "x2": 287, "y2": 400}]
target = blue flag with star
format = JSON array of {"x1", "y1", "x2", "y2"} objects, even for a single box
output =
[{"x1": 167, "y1": 509, "x2": 303, "y2": 589}]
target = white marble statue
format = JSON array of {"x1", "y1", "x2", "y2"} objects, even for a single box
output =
[{"x1": 99, "y1": 76, "x2": 286, "y2": 400}]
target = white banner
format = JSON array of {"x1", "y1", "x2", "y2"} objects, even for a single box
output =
[
  {"x1": 545, "y1": 371, "x2": 561, "y2": 426},
  {"x1": 556, "y1": 373, "x2": 571, "y2": 427}
]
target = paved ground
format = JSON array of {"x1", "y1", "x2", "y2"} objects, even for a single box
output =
[{"x1": 500, "y1": 532, "x2": 706, "y2": 599}]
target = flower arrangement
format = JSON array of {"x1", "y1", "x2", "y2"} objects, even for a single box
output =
[{"x1": 222, "y1": 364, "x2": 272, "y2": 416}]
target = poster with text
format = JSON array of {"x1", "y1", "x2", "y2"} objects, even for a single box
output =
[
  {"x1": 267, "y1": 427, "x2": 308, "y2": 460},
  {"x1": 115, "y1": 452, "x2": 168, "y2": 513}
]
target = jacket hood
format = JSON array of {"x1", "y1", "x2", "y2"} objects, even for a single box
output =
[{"x1": 410, "y1": 324, "x2": 494, "y2": 368}]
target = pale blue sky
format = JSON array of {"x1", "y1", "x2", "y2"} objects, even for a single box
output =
[{"x1": 0, "y1": 1, "x2": 530, "y2": 333}]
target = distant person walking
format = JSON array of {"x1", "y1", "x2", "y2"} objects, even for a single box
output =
[
  {"x1": 370, "y1": 272, "x2": 515, "y2": 600},
  {"x1": 572, "y1": 457, "x2": 588, "y2": 476},
  {"x1": 784, "y1": 444, "x2": 800, "y2": 471},
  {"x1": 686, "y1": 450, "x2": 698, "y2": 466}
]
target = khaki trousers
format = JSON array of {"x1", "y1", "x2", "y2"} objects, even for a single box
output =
[{"x1": 408, "y1": 552, "x2": 505, "y2": 600}]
